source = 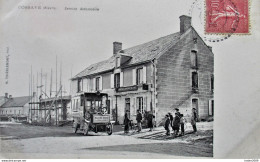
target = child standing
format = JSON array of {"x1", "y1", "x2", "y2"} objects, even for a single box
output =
[
  {"x1": 164, "y1": 114, "x2": 170, "y2": 136},
  {"x1": 180, "y1": 114, "x2": 185, "y2": 136}
]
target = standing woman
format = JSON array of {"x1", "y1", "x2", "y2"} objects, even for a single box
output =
[
  {"x1": 191, "y1": 108, "x2": 197, "y2": 132},
  {"x1": 124, "y1": 112, "x2": 130, "y2": 133}
]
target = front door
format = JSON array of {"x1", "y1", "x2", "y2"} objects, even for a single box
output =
[
  {"x1": 125, "y1": 98, "x2": 130, "y2": 118},
  {"x1": 192, "y1": 99, "x2": 199, "y2": 118}
]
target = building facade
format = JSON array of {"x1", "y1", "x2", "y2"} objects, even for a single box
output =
[
  {"x1": 0, "y1": 93, "x2": 33, "y2": 121},
  {"x1": 70, "y1": 15, "x2": 214, "y2": 125}
]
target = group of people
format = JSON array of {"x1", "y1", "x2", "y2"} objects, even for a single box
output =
[
  {"x1": 124, "y1": 109, "x2": 155, "y2": 133},
  {"x1": 123, "y1": 108, "x2": 198, "y2": 136},
  {"x1": 164, "y1": 108, "x2": 197, "y2": 136}
]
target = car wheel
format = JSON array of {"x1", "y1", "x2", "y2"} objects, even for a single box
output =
[
  {"x1": 107, "y1": 124, "x2": 113, "y2": 135},
  {"x1": 83, "y1": 123, "x2": 89, "y2": 136}
]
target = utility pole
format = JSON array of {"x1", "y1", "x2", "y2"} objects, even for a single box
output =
[
  {"x1": 45, "y1": 72, "x2": 47, "y2": 120},
  {"x1": 40, "y1": 69, "x2": 42, "y2": 120},
  {"x1": 31, "y1": 66, "x2": 33, "y2": 122},
  {"x1": 60, "y1": 60, "x2": 62, "y2": 121},
  {"x1": 55, "y1": 55, "x2": 58, "y2": 125},
  {"x1": 29, "y1": 74, "x2": 30, "y2": 122}
]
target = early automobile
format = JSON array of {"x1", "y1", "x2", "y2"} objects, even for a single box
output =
[{"x1": 72, "y1": 92, "x2": 114, "y2": 135}]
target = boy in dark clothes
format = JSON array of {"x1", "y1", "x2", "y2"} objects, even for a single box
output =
[
  {"x1": 164, "y1": 114, "x2": 170, "y2": 136},
  {"x1": 180, "y1": 114, "x2": 185, "y2": 136},
  {"x1": 191, "y1": 108, "x2": 197, "y2": 132},
  {"x1": 172, "y1": 112, "x2": 180, "y2": 136}
]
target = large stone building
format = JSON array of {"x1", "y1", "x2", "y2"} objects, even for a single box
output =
[{"x1": 71, "y1": 15, "x2": 214, "y2": 125}]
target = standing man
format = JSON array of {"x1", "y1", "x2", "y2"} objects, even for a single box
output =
[
  {"x1": 191, "y1": 108, "x2": 197, "y2": 132},
  {"x1": 136, "y1": 110, "x2": 143, "y2": 132}
]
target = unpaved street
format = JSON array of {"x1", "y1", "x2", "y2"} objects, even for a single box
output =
[{"x1": 0, "y1": 122, "x2": 213, "y2": 158}]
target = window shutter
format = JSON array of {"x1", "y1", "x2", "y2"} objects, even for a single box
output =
[
  {"x1": 86, "y1": 78, "x2": 90, "y2": 92},
  {"x1": 144, "y1": 96, "x2": 147, "y2": 112},
  {"x1": 111, "y1": 74, "x2": 114, "y2": 88},
  {"x1": 209, "y1": 100, "x2": 212, "y2": 116},
  {"x1": 120, "y1": 72, "x2": 123, "y2": 87},
  {"x1": 99, "y1": 76, "x2": 102, "y2": 90},
  {"x1": 132, "y1": 69, "x2": 136, "y2": 85},
  {"x1": 92, "y1": 78, "x2": 96, "y2": 92},
  {"x1": 143, "y1": 66, "x2": 147, "y2": 83}
]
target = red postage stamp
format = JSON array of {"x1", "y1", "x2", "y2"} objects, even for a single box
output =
[{"x1": 205, "y1": 0, "x2": 249, "y2": 34}]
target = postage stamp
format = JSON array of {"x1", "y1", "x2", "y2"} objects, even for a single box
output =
[{"x1": 205, "y1": 0, "x2": 249, "y2": 34}]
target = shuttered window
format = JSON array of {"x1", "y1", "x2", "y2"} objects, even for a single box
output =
[
  {"x1": 77, "y1": 79, "x2": 82, "y2": 92},
  {"x1": 136, "y1": 97, "x2": 144, "y2": 113},
  {"x1": 191, "y1": 51, "x2": 198, "y2": 68},
  {"x1": 96, "y1": 77, "x2": 100, "y2": 91},
  {"x1": 114, "y1": 73, "x2": 120, "y2": 88},
  {"x1": 192, "y1": 72, "x2": 198, "y2": 88},
  {"x1": 136, "y1": 68, "x2": 143, "y2": 85}
]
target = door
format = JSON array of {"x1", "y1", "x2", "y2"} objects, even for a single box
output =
[
  {"x1": 125, "y1": 98, "x2": 130, "y2": 118},
  {"x1": 192, "y1": 99, "x2": 199, "y2": 118}
]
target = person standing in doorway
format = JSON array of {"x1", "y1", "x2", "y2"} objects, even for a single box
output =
[
  {"x1": 191, "y1": 108, "x2": 197, "y2": 132},
  {"x1": 136, "y1": 110, "x2": 143, "y2": 132},
  {"x1": 124, "y1": 111, "x2": 130, "y2": 133},
  {"x1": 147, "y1": 111, "x2": 154, "y2": 131}
]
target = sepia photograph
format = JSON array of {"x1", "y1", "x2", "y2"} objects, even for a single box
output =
[{"x1": 0, "y1": 0, "x2": 259, "y2": 159}]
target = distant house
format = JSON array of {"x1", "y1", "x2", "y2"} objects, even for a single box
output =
[
  {"x1": 70, "y1": 15, "x2": 214, "y2": 125},
  {"x1": 0, "y1": 93, "x2": 33, "y2": 120}
]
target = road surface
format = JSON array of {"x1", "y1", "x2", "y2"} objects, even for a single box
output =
[{"x1": 0, "y1": 122, "x2": 213, "y2": 158}]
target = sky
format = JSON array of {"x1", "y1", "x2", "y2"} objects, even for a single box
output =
[{"x1": 0, "y1": 0, "x2": 260, "y2": 158}]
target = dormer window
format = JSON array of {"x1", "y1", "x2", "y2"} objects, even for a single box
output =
[
  {"x1": 77, "y1": 78, "x2": 82, "y2": 92},
  {"x1": 116, "y1": 57, "x2": 120, "y2": 68}
]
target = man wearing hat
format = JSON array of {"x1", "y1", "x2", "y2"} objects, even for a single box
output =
[
  {"x1": 191, "y1": 108, "x2": 197, "y2": 132},
  {"x1": 136, "y1": 109, "x2": 143, "y2": 132}
]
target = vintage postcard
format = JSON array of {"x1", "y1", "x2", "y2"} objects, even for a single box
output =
[{"x1": 0, "y1": 0, "x2": 259, "y2": 159}]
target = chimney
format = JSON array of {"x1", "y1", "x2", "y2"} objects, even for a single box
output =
[
  {"x1": 113, "y1": 42, "x2": 122, "y2": 55},
  {"x1": 9, "y1": 95, "x2": 12, "y2": 98},
  {"x1": 5, "y1": 93, "x2": 8, "y2": 98},
  {"x1": 179, "y1": 15, "x2": 192, "y2": 34}
]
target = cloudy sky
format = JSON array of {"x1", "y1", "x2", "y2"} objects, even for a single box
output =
[{"x1": 0, "y1": 0, "x2": 260, "y2": 158}]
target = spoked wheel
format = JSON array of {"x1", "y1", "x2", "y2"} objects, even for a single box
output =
[
  {"x1": 107, "y1": 123, "x2": 113, "y2": 135},
  {"x1": 83, "y1": 123, "x2": 89, "y2": 136}
]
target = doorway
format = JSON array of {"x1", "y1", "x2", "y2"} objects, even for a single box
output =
[
  {"x1": 125, "y1": 98, "x2": 130, "y2": 118},
  {"x1": 192, "y1": 98, "x2": 199, "y2": 118}
]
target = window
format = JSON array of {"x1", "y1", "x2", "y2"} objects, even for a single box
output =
[
  {"x1": 136, "y1": 68, "x2": 143, "y2": 85},
  {"x1": 19, "y1": 110, "x2": 21, "y2": 114},
  {"x1": 209, "y1": 100, "x2": 214, "y2": 116},
  {"x1": 192, "y1": 72, "x2": 198, "y2": 88},
  {"x1": 96, "y1": 77, "x2": 100, "y2": 91},
  {"x1": 116, "y1": 57, "x2": 120, "y2": 68},
  {"x1": 77, "y1": 79, "x2": 82, "y2": 92},
  {"x1": 191, "y1": 51, "x2": 198, "y2": 68},
  {"x1": 136, "y1": 97, "x2": 144, "y2": 113},
  {"x1": 211, "y1": 75, "x2": 214, "y2": 92},
  {"x1": 114, "y1": 73, "x2": 120, "y2": 88}
]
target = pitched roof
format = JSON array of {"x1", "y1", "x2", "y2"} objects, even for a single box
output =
[
  {"x1": 0, "y1": 96, "x2": 32, "y2": 108},
  {"x1": 73, "y1": 32, "x2": 181, "y2": 79}
]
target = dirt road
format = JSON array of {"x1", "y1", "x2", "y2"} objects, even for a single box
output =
[{"x1": 0, "y1": 122, "x2": 213, "y2": 158}]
